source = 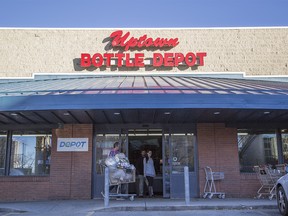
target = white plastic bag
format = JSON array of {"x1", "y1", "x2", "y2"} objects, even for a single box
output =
[
  {"x1": 110, "y1": 169, "x2": 126, "y2": 181},
  {"x1": 105, "y1": 157, "x2": 117, "y2": 168}
]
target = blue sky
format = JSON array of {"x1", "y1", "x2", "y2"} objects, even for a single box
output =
[{"x1": 0, "y1": 0, "x2": 288, "y2": 28}]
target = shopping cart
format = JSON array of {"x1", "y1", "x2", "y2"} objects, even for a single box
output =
[
  {"x1": 101, "y1": 155, "x2": 136, "y2": 201},
  {"x1": 254, "y1": 165, "x2": 282, "y2": 200},
  {"x1": 203, "y1": 166, "x2": 225, "y2": 199},
  {"x1": 275, "y1": 164, "x2": 287, "y2": 175}
]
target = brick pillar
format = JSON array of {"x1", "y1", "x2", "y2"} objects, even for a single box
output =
[
  {"x1": 197, "y1": 123, "x2": 240, "y2": 197},
  {"x1": 49, "y1": 124, "x2": 93, "y2": 199}
]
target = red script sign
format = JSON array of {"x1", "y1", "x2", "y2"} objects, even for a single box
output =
[{"x1": 110, "y1": 30, "x2": 179, "y2": 51}]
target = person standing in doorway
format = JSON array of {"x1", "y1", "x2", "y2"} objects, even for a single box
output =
[
  {"x1": 144, "y1": 150, "x2": 156, "y2": 197},
  {"x1": 136, "y1": 150, "x2": 146, "y2": 197}
]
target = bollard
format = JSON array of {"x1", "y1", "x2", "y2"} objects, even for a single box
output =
[
  {"x1": 184, "y1": 166, "x2": 190, "y2": 205},
  {"x1": 104, "y1": 167, "x2": 109, "y2": 208}
]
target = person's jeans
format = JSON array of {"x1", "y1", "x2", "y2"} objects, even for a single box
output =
[{"x1": 138, "y1": 175, "x2": 144, "y2": 196}]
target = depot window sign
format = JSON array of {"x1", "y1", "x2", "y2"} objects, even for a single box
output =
[
  {"x1": 80, "y1": 30, "x2": 207, "y2": 68},
  {"x1": 57, "y1": 138, "x2": 89, "y2": 152}
]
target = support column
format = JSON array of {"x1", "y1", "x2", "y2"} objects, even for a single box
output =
[
  {"x1": 276, "y1": 128, "x2": 284, "y2": 164},
  {"x1": 4, "y1": 130, "x2": 12, "y2": 176}
]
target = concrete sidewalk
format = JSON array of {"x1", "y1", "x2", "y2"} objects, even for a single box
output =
[{"x1": 0, "y1": 198, "x2": 277, "y2": 215}]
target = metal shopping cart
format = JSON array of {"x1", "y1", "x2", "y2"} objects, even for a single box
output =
[
  {"x1": 101, "y1": 154, "x2": 136, "y2": 201},
  {"x1": 203, "y1": 166, "x2": 225, "y2": 199},
  {"x1": 254, "y1": 165, "x2": 282, "y2": 200},
  {"x1": 107, "y1": 166, "x2": 136, "y2": 200}
]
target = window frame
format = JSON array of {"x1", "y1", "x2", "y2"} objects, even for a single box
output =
[{"x1": 0, "y1": 130, "x2": 52, "y2": 177}]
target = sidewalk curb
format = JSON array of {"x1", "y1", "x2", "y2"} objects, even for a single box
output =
[
  {"x1": 97, "y1": 204, "x2": 277, "y2": 212},
  {"x1": 0, "y1": 208, "x2": 27, "y2": 213}
]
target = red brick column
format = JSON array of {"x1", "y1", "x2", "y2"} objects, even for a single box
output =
[
  {"x1": 197, "y1": 123, "x2": 241, "y2": 197},
  {"x1": 49, "y1": 124, "x2": 93, "y2": 199}
]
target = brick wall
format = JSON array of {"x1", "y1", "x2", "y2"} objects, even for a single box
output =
[
  {"x1": 197, "y1": 123, "x2": 262, "y2": 197},
  {"x1": 0, "y1": 124, "x2": 93, "y2": 201},
  {"x1": 197, "y1": 123, "x2": 241, "y2": 197},
  {"x1": 49, "y1": 124, "x2": 93, "y2": 199},
  {"x1": 0, "y1": 28, "x2": 287, "y2": 77},
  {"x1": 240, "y1": 173, "x2": 261, "y2": 198},
  {"x1": 0, "y1": 176, "x2": 50, "y2": 201}
]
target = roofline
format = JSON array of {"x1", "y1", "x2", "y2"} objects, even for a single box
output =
[
  {"x1": 0, "y1": 27, "x2": 288, "y2": 30},
  {"x1": 1, "y1": 94, "x2": 288, "y2": 111}
]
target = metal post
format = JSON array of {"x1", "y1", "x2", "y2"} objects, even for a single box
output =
[
  {"x1": 276, "y1": 129, "x2": 284, "y2": 164},
  {"x1": 104, "y1": 167, "x2": 109, "y2": 208},
  {"x1": 184, "y1": 166, "x2": 190, "y2": 205}
]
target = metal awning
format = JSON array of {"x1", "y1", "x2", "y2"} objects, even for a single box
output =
[{"x1": 0, "y1": 75, "x2": 288, "y2": 129}]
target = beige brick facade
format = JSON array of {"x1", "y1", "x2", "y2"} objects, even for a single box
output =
[
  {"x1": 0, "y1": 28, "x2": 288, "y2": 77},
  {"x1": 0, "y1": 27, "x2": 281, "y2": 201}
]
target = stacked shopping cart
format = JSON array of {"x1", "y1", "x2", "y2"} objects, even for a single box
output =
[{"x1": 254, "y1": 165, "x2": 283, "y2": 200}]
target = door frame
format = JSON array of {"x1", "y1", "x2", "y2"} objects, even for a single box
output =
[
  {"x1": 162, "y1": 130, "x2": 199, "y2": 198},
  {"x1": 92, "y1": 123, "x2": 197, "y2": 199}
]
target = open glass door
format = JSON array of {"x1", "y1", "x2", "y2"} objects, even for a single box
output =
[
  {"x1": 128, "y1": 129, "x2": 163, "y2": 196},
  {"x1": 93, "y1": 134, "x2": 120, "y2": 198}
]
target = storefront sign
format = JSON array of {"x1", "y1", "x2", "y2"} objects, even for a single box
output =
[
  {"x1": 57, "y1": 138, "x2": 89, "y2": 152},
  {"x1": 80, "y1": 30, "x2": 207, "y2": 69},
  {"x1": 81, "y1": 52, "x2": 206, "y2": 68},
  {"x1": 110, "y1": 30, "x2": 179, "y2": 51}
]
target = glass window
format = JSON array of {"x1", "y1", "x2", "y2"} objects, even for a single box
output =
[
  {"x1": 10, "y1": 133, "x2": 52, "y2": 176},
  {"x1": 282, "y1": 133, "x2": 288, "y2": 163},
  {"x1": 0, "y1": 131, "x2": 7, "y2": 176},
  {"x1": 171, "y1": 134, "x2": 195, "y2": 173},
  {"x1": 238, "y1": 130, "x2": 278, "y2": 172}
]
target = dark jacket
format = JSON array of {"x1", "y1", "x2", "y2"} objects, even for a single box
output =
[{"x1": 136, "y1": 156, "x2": 145, "y2": 175}]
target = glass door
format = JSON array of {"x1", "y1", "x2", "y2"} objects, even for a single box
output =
[
  {"x1": 162, "y1": 133, "x2": 171, "y2": 198},
  {"x1": 93, "y1": 129, "x2": 162, "y2": 198},
  {"x1": 93, "y1": 133, "x2": 126, "y2": 198},
  {"x1": 162, "y1": 133, "x2": 197, "y2": 198},
  {"x1": 119, "y1": 131, "x2": 129, "y2": 194}
]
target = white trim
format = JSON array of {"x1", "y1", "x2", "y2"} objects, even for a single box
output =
[{"x1": 1, "y1": 71, "x2": 288, "y2": 82}]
